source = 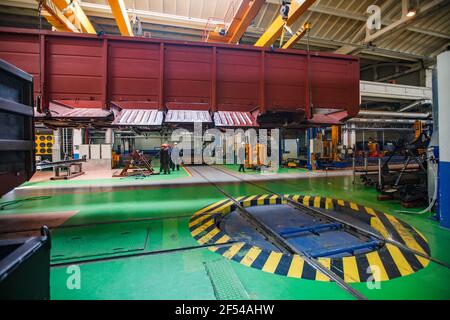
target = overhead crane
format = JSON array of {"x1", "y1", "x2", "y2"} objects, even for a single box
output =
[
  {"x1": 107, "y1": 0, "x2": 133, "y2": 37},
  {"x1": 282, "y1": 22, "x2": 311, "y2": 49},
  {"x1": 205, "y1": 0, "x2": 315, "y2": 48},
  {"x1": 37, "y1": 0, "x2": 96, "y2": 34},
  {"x1": 38, "y1": 0, "x2": 80, "y2": 33},
  {"x1": 206, "y1": 0, "x2": 265, "y2": 44},
  {"x1": 254, "y1": 0, "x2": 316, "y2": 48},
  {"x1": 38, "y1": 0, "x2": 134, "y2": 37}
]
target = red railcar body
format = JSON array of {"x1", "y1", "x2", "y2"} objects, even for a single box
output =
[{"x1": 0, "y1": 27, "x2": 360, "y2": 127}]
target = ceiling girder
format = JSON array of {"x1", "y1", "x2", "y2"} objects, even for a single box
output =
[
  {"x1": 254, "y1": 0, "x2": 317, "y2": 47},
  {"x1": 107, "y1": 0, "x2": 133, "y2": 36}
]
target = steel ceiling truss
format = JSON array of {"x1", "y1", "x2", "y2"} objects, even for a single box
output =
[{"x1": 36, "y1": 0, "x2": 96, "y2": 34}]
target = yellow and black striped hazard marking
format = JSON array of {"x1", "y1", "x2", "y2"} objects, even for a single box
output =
[{"x1": 189, "y1": 194, "x2": 431, "y2": 283}]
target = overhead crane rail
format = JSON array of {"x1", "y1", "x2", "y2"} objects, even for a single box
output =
[{"x1": 51, "y1": 240, "x2": 239, "y2": 268}]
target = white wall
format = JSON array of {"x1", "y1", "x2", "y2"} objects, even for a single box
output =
[{"x1": 283, "y1": 139, "x2": 298, "y2": 160}]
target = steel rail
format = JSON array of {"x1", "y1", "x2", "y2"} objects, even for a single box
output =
[
  {"x1": 50, "y1": 240, "x2": 238, "y2": 268},
  {"x1": 36, "y1": 158, "x2": 86, "y2": 170},
  {"x1": 0, "y1": 214, "x2": 194, "y2": 235},
  {"x1": 188, "y1": 166, "x2": 367, "y2": 300}
]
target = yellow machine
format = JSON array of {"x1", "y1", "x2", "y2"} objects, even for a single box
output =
[
  {"x1": 111, "y1": 151, "x2": 120, "y2": 168},
  {"x1": 287, "y1": 160, "x2": 298, "y2": 168},
  {"x1": 312, "y1": 131, "x2": 333, "y2": 160},
  {"x1": 322, "y1": 140, "x2": 333, "y2": 160},
  {"x1": 367, "y1": 138, "x2": 380, "y2": 157},
  {"x1": 414, "y1": 120, "x2": 423, "y2": 139},
  {"x1": 331, "y1": 125, "x2": 340, "y2": 161},
  {"x1": 413, "y1": 120, "x2": 428, "y2": 155},
  {"x1": 35, "y1": 134, "x2": 54, "y2": 155},
  {"x1": 245, "y1": 143, "x2": 268, "y2": 169}
]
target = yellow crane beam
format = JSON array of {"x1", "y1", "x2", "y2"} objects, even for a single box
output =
[
  {"x1": 107, "y1": 0, "x2": 133, "y2": 37},
  {"x1": 52, "y1": 0, "x2": 96, "y2": 34},
  {"x1": 207, "y1": 0, "x2": 265, "y2": 44},
  {"x1": 227, "y1": 0, "x2": 265, "y2": 43},
  {"x1": 282, "y1": 22, "x2": 310, "y2": 49},
  {"x1": 254, "y1": 0, "x2": 316, "y2": 47},
  {"x1": 37, "y1": 0, "x2": 80, "y2": 33}
]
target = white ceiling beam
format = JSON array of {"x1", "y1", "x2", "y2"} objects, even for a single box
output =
[
  {"x1": 265, "y1": 0, "x2": 449, "y2": 57},
  {"x1": 430, "y1": 42, "x2": 450, "y2": 57},
  {"x1": 79, "y1": 1, "x2": 224, "y2": 30},
  {"x1": 376, "y1": 65, "x2": 423, "y2": 82},
  {"x1": 7, "y1": 0, "x2": 449, "y2": 39},
  {"x1": 244, "y1": 26, "x2": 428, "y2": 61},
  {"x1": 364, "y1": 0, "x2": 448, "y2": 44},
  {"x1": 307, "y1": 3, "x2": 450, "y2": 39}
]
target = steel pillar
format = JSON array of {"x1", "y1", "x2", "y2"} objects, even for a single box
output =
[
  {"x1": 437, "y1": 51, "x2": 450, "y2": 228},
  {"x1": 105, "y1": 128, "x2": 113, "y2": 144},
  {"x1": 72, "y1": 128, "x2": 82, "y2": 160},
  {"x1": 306, "y1": 128, "x2": 317, "y2": 170},
  {"x1": 52, "y1": 129, "x2": 61, "y2": 176}
]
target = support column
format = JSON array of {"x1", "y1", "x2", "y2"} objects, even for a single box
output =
[
  {"x1": 306, "y1": 128, "x2": 317, "y2": 170},
  {"x1": 52, "y1": 129, "x2": 61, "y2": 162},
  {"x1": 331, "y1": 125, "x2": 340, "y2": 160},
  {"x1": 425, "y1": 67, "x2": 433, "y2": 88},
  {"x1": 73, "y1": 129, "x2": 83, "y2": 160},
  {"x1": 350, "y1": 123, "x2": 356, "y2": 149},
  {"x1": 105, "y1": 128, "x2": 113, "y2": 144},
  {"x1": 437, "y1": 51, "x2": 450, "y2": 228},
  {"x1": 52, "y1": 129, "x2": 61, "y2": 176},
  {"x1": 343, "y1": 125, "x2": 349, "y2": 147},
  {"x1": 278, "y1": 129, "x2": 283, "y2": 169},
  {"x1": 306, "y1": 129, "x2": 312, "y2": 170}
]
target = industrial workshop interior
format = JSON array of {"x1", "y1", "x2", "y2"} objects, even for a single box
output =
[{"x1": 0, "y1": 0, "x2": 449, "y2": 307}]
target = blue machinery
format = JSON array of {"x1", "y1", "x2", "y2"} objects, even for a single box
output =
[
  {"x1": 280, "y1": 222, "x2": 381, "y2": 258},
  {"x1": 224, "y1": 204, "x2": 382, "y2": 260}
]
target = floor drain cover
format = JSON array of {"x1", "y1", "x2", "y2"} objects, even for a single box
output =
[
  {"x1": 51, "y1": 224, "x2": 149, "y2": 261},
  {"x1": 204, "y1": 259, "x2": 250, "y2": 300}
]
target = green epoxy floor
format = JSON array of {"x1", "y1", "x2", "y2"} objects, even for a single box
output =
[
  {"x1": 20, "y1": 166, "x2": 191, "y2": 188},
  {"x1": 220, "y1": 164, "x2": 308, "y2": 174},
  {"x1": 1, "y1": 171, "x2": 450, "y2": 300}
]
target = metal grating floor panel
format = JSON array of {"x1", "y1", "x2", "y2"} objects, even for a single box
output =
[{"x1": 204, "y1": 259, "x2": 250, "y2": 300}]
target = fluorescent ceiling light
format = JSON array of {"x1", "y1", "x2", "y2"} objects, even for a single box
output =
[{"x1": 406, "y1": 9, "x2": 416, "y2": 17}]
